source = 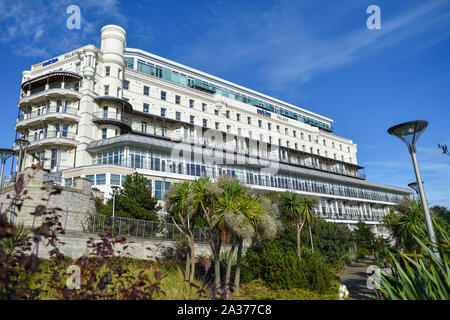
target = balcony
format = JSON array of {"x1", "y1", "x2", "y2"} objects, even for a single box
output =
[
  {"x1": 22, "y1": 131, "x2": 78, "y2": 149},
  {"x1": 92, "y1": 112, "x2": 132, "y2": 133},
  {"x1": 20, "y1": 71, "x2": 82, "y2": 106},
  {"x1": 15, "y1": 106, "x2": 80, "y2": 129}
]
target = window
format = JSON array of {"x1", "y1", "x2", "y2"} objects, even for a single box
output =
[
  {"x1": 118, "y1": 68, "x2": 122, "y2": 79},
  {"x1": 340, "y1": 144, "x2": 342, "y2": 151},
  {"x1": 176, "y1": 111, "x2": 181, "y2": 121},
  {"x1": 247, "y1": 116, "x2": 251, "y2": 125},
  {"x1": 269, "y1": 136, "x2": 272, "y2": 144},
  {"x1": 285, "y1": 128, "x2": 288, "y2": 135},
  {"x1": 308, "y1": 135, "x2": 312, "y2": 142},
  {"x1": 96, "y1": 174, "x2": 106, "y2": 185},
  {"x1": 86, "y1": 174, "x2": 95, "y2": 185},
  {"x1": 258, "y1": 120, "x2": 262, "y2": 128},
  {"x1": 295, "y1": 143, "x2": 298, "y2": 150},
  {"x1": 227, "y1": 125, "x2": 231, "y2": 133},
  {"x1": 117, "y1": 87, "x2": 121, "y2": 97},
  {"x1": 190, "y1": 115, "x2": 195, "y2": 124},
  {"x1": 226, "y1": 110, "x2": 230, "y2": 119},
  {"x1": 62, "y1": 124, "x2": 69, "y2": 137},
  {"x1": 215, "y1": 109, "x2": 219, "y2": 116},
  {"x1": 268, "y1": 123, "x2": 271, "y2": 130},
  {"x1": 123, "y1": 80, "x2": 129, "y2": 90},
  {"x1": 75, "y1": 62, "x2": 81, "y2": 73},
  {"x1": 277, "y1": 125, "x2": 280, "y2": 133},
  {"x1": 162, "y1": 126, "x2": 167, "y2": 137},
  {"x1": 301, "y1": 132, "x2": 304, "y2": 139},
  {"x1": 105, "y1": 66, "x2": 110, "y2": 76},
  {"x1": 348, "y1": 146, "x2": 351, "y2": 153},
  {"x1": 215, "y1": 122, "x2": 219, "y2": 130},
  {"x1": 104, "y1": 85, "x2": 109, "y2": 96},
  {"x1": 189, "y1": 99, "x2": 194, "y2": 108},
  {"x1": 155, "y1": 180, "x2": 171, "y2": 200},
  {"x1": 161, "y1": 108, "x2": 166, "y2": 118},
  {"x1": 278, "y1": 138, "x2": 282, "y2": 146},
  {"x1": 143, "y1": 103, "x2": 149, "y2": 113},
  {"x1": 143, "y1": 86, "x2": 149, "y2": 96},
  {"x1": 111, "y1": 174, "x2": 120, "y2": 186},
  {"x1": 175, "y1": 95, "x2": 180, "y2": 104},
  {"x1": 141, "y1": 122, "x2": 147, "y2": 133},
  {"x1": 202, "y1": 103, "x2": 207, "y2": 112},
  {"x1": 238, "y1": 128, "x2": 242, "y2": 135},
  {"x1": 161, "y1": 91, "x2": 166, "y2": 100},
  {"x1": 236, "y1": 113, "x2": 240, "y2": 121},
  {"x1": 323, "y1": 139, "x2": 326, "y2": 146},
  {"x1": 51, "y1": 149, "x2": 57, "y2": 169},
  {"x1": 203, "y1": 119, "x2": 207, "y2": 128},
  {"x1": 102, "y1": 128, "x2": 107, "y2": 139},
  {"x1": 286, "y1": 141, "x2": 290, "y2": 148},
  {"x1": 293, "y1": 130, "x2": 297, "y2": 138}
]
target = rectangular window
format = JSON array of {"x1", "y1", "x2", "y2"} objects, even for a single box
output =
[
  {"x1": 258, "y1": 120, "x2": 262, "y2": 128},
  {"x1": 189, "y1": 99, "x2": 194, "y2": 108},
  {"x1": 143, "y1": 86, "x2": 149, "y2": 96},
  {"x1": 175, "y1": 95, "x2": 180, "y2": 104},
  {"x1": 105, "y1": 66, "x2": 110, "y2": 76},
  {"x1": 96, "y1": 174, "x2": 106, "y2": 185},
  {"x1": 161, "y1": 126, "x2": 167, "y2": 137},
  {"x1": 104, "y1": 85, "x2": 109, "y2": 96},
  {"x1": 141, "y1": 122, "x2": 147, "y2": 133},
  {"x1": 103, "y1": 106, "x2": 108, "y2": 118},
  {"x1": 227, "y1": 125, "x2": 231, "y2": 133},
  {"x1": 62, "y1": 124, "x2": 69, "y2": 137},
  {"x1": 203, "y1": 119, "x2": 208, "y2": 128},
  {"x1": 102, "y1": 128, "x2": 107, "y2": 139},
  {"x1": 155, "y1": 180, "x2": 171, "y2": 200},
  {"x1": 215, "y1": 122, "x2": 219, "y2": 130},
  {"x1": 51, "y1": 149, "x2": 57, "y2": 169},
  {"x1": 161, "y1": 91, "x2": 166, "y2": 100},
  {"x1": 226, "y1": 110, "x2": 230, "y2": 119},
  {"x1": 190, "y1": 115, "x2": 195, "y2": 124},
  {"x1": 176, "y1": 111, "x2": 181, "y2": 121},
  {"x1": 293, "y1": 130, "x2": 296, "y2": 138},
  {"x1": 215, "y1": 109, "x2": 219, "y2": 116},
  {"x1": 202, "y1": 103, "x2": 207, "y2": 112},
  {"x1": 247, "y1": 116, "x2": 251, "y2": 125},
  {"x1": 236, "y1": 113, "x2": 240, "y2": 121},
  {"x1": 143, "y1": 103, "x2": 149, "y2": 113},
  {"x1": 86, "y1": 174, "x2": 95, "y2": 185},
  {"x1": 268, "y1": 123, "x2": 271, "y2": 130},
  {"x1": 110, "y1": 174, "x2": 120, "y2": 186},
  {"x1": 161, "y1": 108, "x2": 166, "y2": 118},
  {"x1": 123, "y1": 80, "x2": 129, "y2": 90}
]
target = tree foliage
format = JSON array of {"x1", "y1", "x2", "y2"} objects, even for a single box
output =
[{"x1": 97, "y1": 172, "x2": 162, "y2": 221}]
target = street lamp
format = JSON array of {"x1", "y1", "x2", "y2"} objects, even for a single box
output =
[
  {"x1": 111, "y1": 185, "x2": 119, "y2": 234},
  {"x1": 0, "y1": 148, "x2": 14, "y2": 194},
  {"x1": 14, "y1": 138, "x2": 30, "y2": 181},
  {"x1": 387, "y1": 120, "x2": 438, "y2": 251}
]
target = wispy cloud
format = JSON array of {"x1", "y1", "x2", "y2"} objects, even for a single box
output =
[
  {"x1": 0, "y1": 0, "x2": 127, "y2": 58},
  {"x1": 170, "y1": 0, "x2": 450, "y2": 92}
]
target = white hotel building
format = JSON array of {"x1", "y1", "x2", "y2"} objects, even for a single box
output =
[{"x1": 14, "y1": 25, "x2": 412, "y2": 234}]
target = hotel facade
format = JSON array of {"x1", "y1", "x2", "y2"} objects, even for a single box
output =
[{"x1": 13, "y1": 25, "x2": 412, "y2": 235}]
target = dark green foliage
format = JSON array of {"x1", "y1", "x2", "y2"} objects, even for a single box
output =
[
  {"x1": 97, "y1": 172, "x2": 162, "y2": 221},
  {"x1": 241, "y1": 234, "x2": 334, "y2": 293},
  {"x1": 353, "y1": 221, "x2": 376, "y2": 252},
  {"x1": 299, "y1": 218, "x2": 354, "y2": 265}
]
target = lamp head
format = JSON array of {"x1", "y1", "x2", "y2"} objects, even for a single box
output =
[{"x1": 387, "y1": 120, "x2": 428, "y2": 152}]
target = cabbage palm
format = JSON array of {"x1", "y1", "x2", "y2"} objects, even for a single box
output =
[
  {"x1": 190, "y1": 177, "x2": 222, "y2": 290},
  {"x1": 279, "y1": 191, "x2": 304, "y2": 259},
  {"x1": 164, "y1": 181, "x2": 196, "y2": 281},
  {"x1": 302, "y1": 195, "x2": 319, "y2": 253}
]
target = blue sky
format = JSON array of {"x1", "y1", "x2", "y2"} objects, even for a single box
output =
[{"x1": 0, "y1": 0, "x2": 449, "y2": 207}]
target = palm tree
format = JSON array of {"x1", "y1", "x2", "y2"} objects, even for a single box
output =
[
  {"x1": 164, "y1": 181, "x2": 196, "y2": 281},
  {"x1": 214, "y1": 176, "x2": 257, "y2": 297},
  {"x1": 301, "y1": 195, "x2": 319, "y2": 253},
  {"x1": 190, "y1": 177, "x2": 222, "y2": 291},
  {"x1": 279, "y1": 191, "x2": 304, "y2": 259}
]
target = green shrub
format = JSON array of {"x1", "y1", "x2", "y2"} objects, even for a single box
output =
[{"x1": 242, "y1": 239, "x2": 334, "y2": 293}]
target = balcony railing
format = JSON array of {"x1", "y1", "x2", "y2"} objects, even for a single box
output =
[
  {"x1": 17, "y1": 106, "x2": 79, "y2": 122},
  {"x1": 318, "y1": 210, "x2": 385, "y2": 222},
  {"x1": 92, "y1": 112, "x2": 132, "y2": 133},
  {"x1": 19, "y1": 83, "x2": 81, "y2": 105}
]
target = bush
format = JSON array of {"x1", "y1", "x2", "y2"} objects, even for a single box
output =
[
  {"x1": 300, "y1": 218, "x2": 354, "y2": 266},
  {"x1": 241, "y1": 238, "x2": 334, "y2": 293}
]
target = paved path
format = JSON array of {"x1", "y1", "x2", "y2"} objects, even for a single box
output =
[{"x1": 339, "y1": 257, "x2": 376, "y2": 300}]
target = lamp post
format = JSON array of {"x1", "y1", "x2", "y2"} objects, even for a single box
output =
[
  {"x1": 0, "y1": 148, "x2": 14, "y2": 193},
  {"x1": 408, "y1": 181, "x2": 423, "y2": 200},
  {"x1": 387, "y1": 120, "x2": 438, "y2": 252},
  {"x1": 111, "y1": 185, "x2": 119, "y2": 234},
  {"x1": 14, "y1": 138, "x2": 30, "y2": 182}
]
